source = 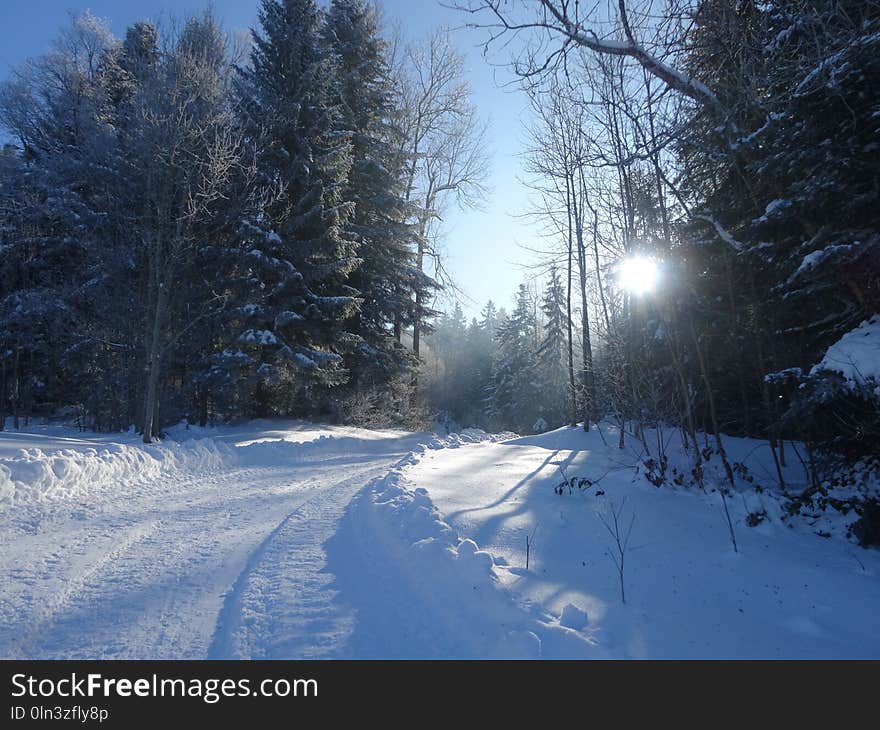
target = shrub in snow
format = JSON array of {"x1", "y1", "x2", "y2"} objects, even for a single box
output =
[
  {"x1": 745, "y1": 507, "x2": 769, "y2": 527},
  {"x1": 553, "y1": 463, "x2": 594, "y2": 495},
  {"x1": 780, "y1": 454, "x2": 880, "y2": 544},
  {"x1": 596, "y1": 499, "x2": 636, "y2": 604}
]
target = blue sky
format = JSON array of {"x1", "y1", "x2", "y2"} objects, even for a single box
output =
[{"x1": 0, "y1": 0, "x2": 540, "y2": 318}]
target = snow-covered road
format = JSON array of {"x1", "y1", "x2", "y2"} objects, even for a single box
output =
[
  {"x1": 3, "y1": 420, "x2": 878, "y2": 659},
  {"x1": 0, "y1": 425, "x2": 422, "y2": 659}
]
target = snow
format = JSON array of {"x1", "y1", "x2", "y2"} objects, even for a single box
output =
[
  {"x1": 692, "y1": 213, "x2": 743, "y2": 251},
  {"x1": 753, "y1": 197, "x2": 791, "y2": 224},
  {"x1": 238, "y1": 329, "x2": 278, "y2": 346},
  {"x1": 0, "y1": 419, "x2": 410, "y2": 508},
  {"x1": 560, "y1": 603, "x2": 590, "y2": 630},
  {"x1": 0, "y1": 437, "x2": 231, "y2": 506},
  {"x1": 294, "y1": 353, "x2": 317, "y2": 368},
  {"x1": 811, "y1": 314, "x2": 880, "y2": 390},
  {"x1": 792, "y1": 242, "x2": 856, "y2": 279},
  {"x1": 401, "y1": 424, "x2": 880, "y2": 658},
  {"x1": 1, "y1": 419, "x2": 878, "y2": 659},
  {"x1": 0, "y1": 420, "x2": 424, "y2": 659},
  {"x1": 275, "y1": 310, "x2": 304, "y2": 326},
  {"x1": 331, "y1": 434, "x2": 597, "y2": 658}
]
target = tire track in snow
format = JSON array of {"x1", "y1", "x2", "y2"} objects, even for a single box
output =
[
  {"x1": 10, "y1": 519, "x2": 160, "y2": 659},
  {"x1": 23, "y1": 467, "x2": 325, "y2": 659},
  {"x1": 0, "y1": 432, "x2": 422, "y2": 659},
  {"x1": 207, "y1": 463, "x2": 392, "y2": 659}
]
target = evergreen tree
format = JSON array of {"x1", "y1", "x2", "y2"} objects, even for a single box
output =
[
  {"x1": 0, "y1": 12, "x2": 123, "y2": 429},
  {"x1": 536, "y1": 267, "x2": 571, "y2": 428},
  {"x1": 233, "y1": 0, "x2": 358, "y2": 416},
  {"x1": 323, "y1": 0, "x2": 415, "y2": 386},
  {"x1": 678, "y1": 0, "x2": 880, "y2": 450},
  {"x1": 488, "y1": 284, "x2": 541, "y2": 432}
]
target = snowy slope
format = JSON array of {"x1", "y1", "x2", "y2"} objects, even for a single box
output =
[{"x1": 400, "y1": 424, "x2": 880, "y2": 659}]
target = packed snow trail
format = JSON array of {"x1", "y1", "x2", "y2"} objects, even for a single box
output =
[
  {"x1": 0, "y1": 426, "x2": 424, "y2": 659},
  {"x1": 206, "y1": 465, "x2": 383, "y2": 660}
]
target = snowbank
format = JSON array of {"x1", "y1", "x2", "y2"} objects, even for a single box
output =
[
  {"x1": 0, "y1": 421, "x2": 398, "y2": 508},
  {"x1": 0, "y1": 422, "x2": 510, "y2": 509},
  {"x1": 0, "y1": 438, "x2": 233, "y2": 506},
  {"x1": 402, "y1": 423, "x2": 880, "y2": 658},
  {"x1": 350, "y1": 432, "x2": 601, "y2": 659}
]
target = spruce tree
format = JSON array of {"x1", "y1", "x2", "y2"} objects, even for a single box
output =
[
  {"x1": 536, "y1": 268, "x2": 571, "y2": 428},
  {"x1": 488, "y1": 284, "x2": 541, "y2": 432},
  {"x1": 323, "y1": 0, "x2": 415, "y2": 386},
  {"x1": 234, "y1": 0, "x2": 358, "y2": 416}
]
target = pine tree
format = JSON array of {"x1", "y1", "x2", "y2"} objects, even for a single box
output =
[
  {"x1": 678, "y1": 0, "x2": 880, "y2": 451},
  {"x1": 488, "y1": 284, "x2": 541, "y2": 432},
  {"x1": 0, "y1": 12, "x2": 124, "y2": 429},
  {"x1": 234, "y1": 0, "x2": 358, "y2": 416},
  {"x1": 323, "y1": 0, "x2": 415, "y2": 386},
  {"x1": 536, "y1": 268, "x2": 571, "y2": 428}
]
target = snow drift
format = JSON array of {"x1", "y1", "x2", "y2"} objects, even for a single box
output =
[
  {"x1": 0, "y1": 438, "x2": 233, "y2": 506},
  {"x1": 0, "y1": 425, "x2": 433, "y2": 508},
  {"x1": 812, "y1": 313, "x2": 880, "y2": 393},
  {"x1": 345, "y1": 432, "x2": 601, "y2": 659}
]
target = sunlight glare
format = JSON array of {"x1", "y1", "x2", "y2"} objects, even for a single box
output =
[{"x1": 618, "y1": 256, "x2": 660, "y2": 295}]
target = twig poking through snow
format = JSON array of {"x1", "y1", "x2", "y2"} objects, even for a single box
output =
[
  {"x1": 720, "y1": 488, "x2": 739, "y2": 554},
  {"x1": 597, "y1": 498, "x2": 636, "y2": 604},
  {"x1": 525, "y1": 523, "x2": 539, "y2": 570}
]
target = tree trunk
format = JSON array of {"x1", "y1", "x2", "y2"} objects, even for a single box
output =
[
  {"x1": 748, "y1": 270, "x2": 786, "y2": 488},
  {"x1": 411, "y1": 211, "x2": 429, "y2": 360},
  {"x1": 578, "y1": 254, "x2": 594, "y2": 432},
  {"x1": 0, "y1": 357, "x2": 6, "y2": 431},
  {"x1": 688, "y1": 315, "x2": 736, "y2": 491},
  {"x1": 12, "y1": 346, "x2": 20, "y2": 430},
  {"x1": 657, "y1": 305, "x2": 703, "y2": 483},
  {"x1": 412, "y1": 287, "x2": 423, "y2": 356},
  {"x1": 198, "y1": 389, "x2": 209, "y2": 428},
  {"x1": 564, "y1": 171, "x2": 577, "y2": 426},
  {"x1": 571, "y1": 171, "x2": 594, "y2": 431},
  {"x1": 142, "y1": 284, "x2": 168, "y2": 444},
  {"x1": 0, "y1": 356, "x2": 5, "y2": 432}
]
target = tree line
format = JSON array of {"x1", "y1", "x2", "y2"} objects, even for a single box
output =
[
  {"x1": 1, "y1": 0, "x2": 878, "y2": 495},
  {"x1": 0, "y1": 0, "x2": 487, "y2": 441},
  {"x1": 425, "y1": 0, "x2": 878, "y2": 494}
]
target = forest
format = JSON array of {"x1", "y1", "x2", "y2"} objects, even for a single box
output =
[{"x1": 1, "y1": 0, "x2": 878, "y2": 498}]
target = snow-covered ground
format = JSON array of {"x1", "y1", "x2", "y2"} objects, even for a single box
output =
[
  {"x1": 1, "y1": 419, "x2": 878, "y2": 659},
  {"x1": 395, "y1": 424, "x2": 880, "y2": 658},
  {"x1": 0, "y1": 420, "x2": 423, "y2": 659}
]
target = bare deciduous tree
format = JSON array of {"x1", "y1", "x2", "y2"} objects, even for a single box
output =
[{"x1": 392, "y1": 29, "x2": 490, "y2": 359}]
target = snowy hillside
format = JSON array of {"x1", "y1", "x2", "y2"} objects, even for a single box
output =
[{"x1": 1, "y1": 419, "x2": 878, "y2": 659}]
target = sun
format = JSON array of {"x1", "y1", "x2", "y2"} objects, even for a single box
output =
[{"x1": 617, "y1": 256, "x2": 660, "y2": 296}]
